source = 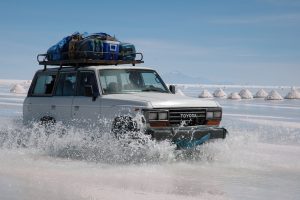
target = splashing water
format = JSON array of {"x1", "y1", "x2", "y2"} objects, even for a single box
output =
[
  {"x1": 2, "y1": 115, "x2": 298, "y2": 166},
  {"x1": 1, "y1": 115, "x2": 300, "y2": 200},
  {"x1": 0, "y1": 119, "x2": 181, "y2": 164}
]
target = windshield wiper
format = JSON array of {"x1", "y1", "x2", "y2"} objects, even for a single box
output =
[{"x1": 142, "y1": 88, "x2": 166, "y2": 93}]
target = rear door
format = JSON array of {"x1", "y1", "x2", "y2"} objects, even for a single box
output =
[
  {"x1": 25, "y1": 72, "x2": 57, "y2": 122},
  {"x1": 72, "y1": 71, "x2": 101, "y2": 126}
]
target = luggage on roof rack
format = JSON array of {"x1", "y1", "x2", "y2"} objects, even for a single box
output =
[
  {"x1": 46, "y1": 32, "x2": 138, "y2": 62},
  {"x1": 39, "y1": 32, "x2": 144, "y2": 69}
]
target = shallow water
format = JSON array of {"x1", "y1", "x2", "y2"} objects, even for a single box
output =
[{"x1": 0, "y1": 85, "x2": 300, "y2": 200}]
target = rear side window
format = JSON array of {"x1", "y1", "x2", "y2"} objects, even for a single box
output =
[
  {"x1": 54, "y1": 72, "x2": 77, "y2": 96},
  {"x1": 32, "y1": 74, "x2": 56, "y2": 95}
]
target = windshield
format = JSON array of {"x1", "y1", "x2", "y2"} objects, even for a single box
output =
[{"x1": 99, "y1": 69, "x2": 169, "y2": 94}]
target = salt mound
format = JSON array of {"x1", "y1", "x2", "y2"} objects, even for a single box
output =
[
  {"x1": 198, "y1": 89, "x2": 213, "y2": 98},
  {"x1": 213, "y1": 88, "x2": 226, "y2": 98},
  {"x1": 25, "y1": 80, "x2": 32, "y2": 84},
  {"x1": 285, "y1": 88, "x2": 300, "y2": 99},
  {"x1": 239, "y1": 89, "x2": 253, "y2": 99},
  {"x1": 254, "y1": 89, "x2": 268, "y2": 98},
  {"x1": 265, "y1": 90, "x2": 283, "y2": 100},
  {"x1": 175, "y1": 88, "x2": 185, "y2": 96},
  {"x1": 10, "y1": 84, "x2": 27, "y2": 94},
  {"x1": 227, "y1": 92, "x2": 241, "y2": 100}
]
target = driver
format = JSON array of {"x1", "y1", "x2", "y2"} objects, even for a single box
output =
[{"x1": 129, "y1": 71, "x2": 143, "y2": 89}]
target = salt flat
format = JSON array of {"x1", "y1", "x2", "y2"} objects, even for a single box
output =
[{"x1": 0, "y1": 81, "x2": 299, "y2": 200}]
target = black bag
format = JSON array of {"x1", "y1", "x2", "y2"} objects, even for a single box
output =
[
  {"x1": 119, "y1": 43, "x2": 136, "y2": 61},
  {"x1": 76, "y1": 37, "x2": 104, "y2": 59},
  {"x1": 85, "y1": 33, "x2": 117, "y2": 41}
]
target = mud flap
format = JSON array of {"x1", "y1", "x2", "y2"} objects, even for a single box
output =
[{"x1": 175, "y1": 133, "x2": 211, "y2": 149}]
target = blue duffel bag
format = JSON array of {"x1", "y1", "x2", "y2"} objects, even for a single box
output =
[{"x1": 47, "y1": 32, "x2": 80, "y2": 61}]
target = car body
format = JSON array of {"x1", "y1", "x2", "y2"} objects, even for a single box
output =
[{"x1": 23, "y1": 65, "x2": 227, "y2": 147}]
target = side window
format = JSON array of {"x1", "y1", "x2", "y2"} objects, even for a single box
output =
[
  {"x1": 54, "y1": 72, "x2": 77, "y2": 96},
  {"x1": 32, "y1": 74, "x2": 56, "y2": 95},
  {"x1": 100, "y1": 74, "x2": 119, "y2": 94},
  {"x1": 120, "y1": 73, "x2": 130, "y2": 88},
  {"x1": 77, "y1": 71, "x2": 99, "y2": 96},
  {"x1": 99, "y1": 70, "x2": 121, "y2": 94}
]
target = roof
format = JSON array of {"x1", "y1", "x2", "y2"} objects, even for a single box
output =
[{"x1": 82, "y1": 65, "x2": 154, "y2": 70}]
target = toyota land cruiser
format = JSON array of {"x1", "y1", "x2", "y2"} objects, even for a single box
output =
[{"x1": 23, "y1": 65, "x2": 227, "y2": 147}]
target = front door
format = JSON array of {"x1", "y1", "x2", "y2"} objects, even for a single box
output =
[
  {"x1": 51, "y1": 72, "x2": 77, "y2": 123},
  {"x1": 72, "y1": 71, "x2": 101, "y2": 127}
]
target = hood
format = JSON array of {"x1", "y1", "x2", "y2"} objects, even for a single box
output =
[{"x1": 103, "y1": 92, "x2": 220, "y2": 108}]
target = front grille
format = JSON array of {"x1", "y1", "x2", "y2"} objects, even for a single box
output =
[{"x1": 169, "y1": 108, "x2": 206, "y2": 126}]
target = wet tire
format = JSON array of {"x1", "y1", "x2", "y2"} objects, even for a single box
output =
[
  {"x1": 40, "y1": 116, "x2": 56, "y2": 127},
  {"x1": 112, "y1": 116, "x2": 138, "y2": 139},
  {"x1": 39, "y1": 117, "x2": 65, "y2": 137}
]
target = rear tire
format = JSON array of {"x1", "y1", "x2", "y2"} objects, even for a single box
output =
[{"x1": 40, "y1": 116, "x2": 56, "y2": 127}]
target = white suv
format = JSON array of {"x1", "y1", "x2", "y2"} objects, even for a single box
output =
[{"x1": 23, "y1": 65, "x2": 227, "y2": 147}]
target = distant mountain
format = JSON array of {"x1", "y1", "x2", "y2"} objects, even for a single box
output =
[
  {"x1": 160, "y1": 71, "x2": 213, "y2": 84},
  {"x1": 160, "y1": 71, "x2": 235, "y2": 85}
]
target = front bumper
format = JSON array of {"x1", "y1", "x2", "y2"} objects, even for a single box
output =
[{"x1": 146, "y1": 126, "x2": 227, "y2": 148}]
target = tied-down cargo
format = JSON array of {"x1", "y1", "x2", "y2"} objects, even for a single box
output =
[{"x1": 46, "y1": 32, "x2": 135, "y2": 62}]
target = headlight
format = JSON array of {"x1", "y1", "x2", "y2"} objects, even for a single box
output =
[
  {"x1": 213, "y1": 111, "x2": 222, "y2": 118},
  {"x1": 148, "y1": 111, "x2": 168, "y2": 121},
  {"x1": 149, "y1": 112, "x2": 158, "y2": 120},
  {"x1": 158, "y1": 112, "x2": 168, "y2": 120},
  {"x1": 206, "y1": 112, "x2": 213, "y2": 119}
]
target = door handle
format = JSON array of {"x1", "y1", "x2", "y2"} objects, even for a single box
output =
[
  {"x1": 74, "y1": 106, "x2": 80, "y2": 111},
  {"x1": 51, "y1": 105, "x2": 56, "y2": 110},
  {"x1": 27, "y1": 103, "x2": 32, "y2": 112}
]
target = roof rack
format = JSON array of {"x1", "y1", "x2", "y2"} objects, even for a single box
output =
[{"x1": 37, "y1": 52, "x2": 144, "y2": 70}]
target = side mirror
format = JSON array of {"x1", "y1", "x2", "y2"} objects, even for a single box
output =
[
  {"x1": 169, "y1": 85, "x2": 176, "y2": 94},
  {"x1": 84, "y1": 85, "x2": 98, "y2": 101},
  {"x1": 84, "y1": 85, "x2": 93, "y2": 97}
]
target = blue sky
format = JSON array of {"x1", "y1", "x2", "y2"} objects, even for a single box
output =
[{"x1": 0, "y1": 0, "x2": 299, "y2": 86}]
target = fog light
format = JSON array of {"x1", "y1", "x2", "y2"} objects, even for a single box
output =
[
  {"x1": 149, "y1": 112, "x2": 158, "y2": 120},
  {"x1": 206, "y1": 112, "x2": 213, "y2": 119},
  {"x1": 158, "y1": 112, "x2": 168, "y2": 120}
]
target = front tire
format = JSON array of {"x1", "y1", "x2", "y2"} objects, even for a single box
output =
[{"x1": 112, "y1": 116, "x2": 138, "y2": 139}]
